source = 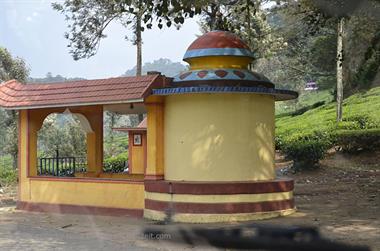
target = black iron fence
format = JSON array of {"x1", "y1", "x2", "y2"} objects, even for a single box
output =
[{"x1": 38, "y1": 156, "x2": 87, "y2": 177}]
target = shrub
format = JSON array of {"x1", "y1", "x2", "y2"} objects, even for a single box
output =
[
  {"x1": 103, "y1": 153, "x2": 128, "y2": 173},
  {"x1": 280, "y1": 132, "x2": 332, "y2": 171},
  {"x1": 0, "y1": 156, "x2": 17, "y2": 186},
  {"x1": 338, "y1": 115, "x2": 377, "y2": 130},
  {"x1": 334, "y1": 129, "x2": 380, "y2": 153},
  {"x1": 0, "y1": 166, "x2": 17, "y2": 186}
]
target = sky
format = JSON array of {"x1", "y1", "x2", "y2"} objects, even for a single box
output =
[{"x1": 0, "y1": 0, "x2": 200, "y2": 79}]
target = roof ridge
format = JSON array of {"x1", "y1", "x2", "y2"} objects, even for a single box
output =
[
  {"x1": 0, "y1": 79, "x2": 19, "y2": 86},
  {"x1": 25, "y1": 75, "x2": 156, "y2": 86}
]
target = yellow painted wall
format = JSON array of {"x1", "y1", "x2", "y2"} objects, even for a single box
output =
[
  {"x1": 145, "y1": 191, "x2": 292, "y2": 203},
  {"x1": 29, "y1": 179, "x2": 144, "y2": 209},
  {"x1": 164, "y1": 93, "x2": 275, "y2": 181},
  {"x1": 131, "y1": 145, "x2": 145, "y2": 174},
  {"x1": 144, "y1": 208, "x2": 295, "y2": 223},
  {"x1": 187, "y1": 56, "x2": 252, "y2": 70},
  {"x1": 17, "y1": 106, "x2": 145, "y2": 210}
]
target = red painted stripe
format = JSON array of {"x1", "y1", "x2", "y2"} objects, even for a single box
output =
[
  {"x1": 28, "y1": 176, "x2": 144, "y2": 184},
  {"x1": 145, "y1": 179, "x2": 294, "y2": 195},
  {"x1": 145, "y1": 199, "x2": 294, "y2": 214},
  {"x1": 17, "y1": 201, "x2": 143, "y2": 217},
  {"x1": 144, "y1": 175, "x2": 165, "y2": 181},
  {"x1": 17, "y1": 111, "x2": 22, "y2": 201}
]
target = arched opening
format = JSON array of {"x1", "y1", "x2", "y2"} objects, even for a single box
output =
[{"x1": 37, "y1": 111, "x2": 89, "y2": 177}]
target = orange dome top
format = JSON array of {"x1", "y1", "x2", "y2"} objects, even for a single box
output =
[{"x1": 183, "y1": 31, "x2": 254, "y2": 61}]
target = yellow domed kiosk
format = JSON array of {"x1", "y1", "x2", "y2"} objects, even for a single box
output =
[{"x1": 144, "y1": 31, "x2": 298, "y2": 223}]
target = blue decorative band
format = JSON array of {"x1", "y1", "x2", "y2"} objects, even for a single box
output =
[
  {"x1": 173, "y1": 68, "x2": 271, "y2": 83},
  {"x1": 183, "y1": 48, "x2": 255, "y2": 60},
  {"x1": 152, "y1": 87, "x2": 298, "y2": 101}
]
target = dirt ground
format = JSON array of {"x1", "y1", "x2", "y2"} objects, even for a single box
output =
[{"x1": 0, "y1": 150, "x2": 379, "y2": 251}]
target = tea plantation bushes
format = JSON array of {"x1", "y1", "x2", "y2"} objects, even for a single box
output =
[
  {"x1": 278, "y1": 132, "x2": 333, "y2": 171},
  {"x1": 276, "y1": 87, "x2": 380, "y2": 170},
  {"x1": 103, "y1": 153, "x2": 128, "y2": 173},
  {"x1": 334, "y1": 129, "x2": 380, "y2": 153}
]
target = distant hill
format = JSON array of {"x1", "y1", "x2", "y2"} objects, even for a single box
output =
[
  {"x1": 28, "y1": 72, "x2": 85, "y2": 83},
  {"x1": 28, "y1": 58, "x2": 187, "y2": 84},
  {"x1": 123, "y1": 58, "x2": 187, "y2": 77}
]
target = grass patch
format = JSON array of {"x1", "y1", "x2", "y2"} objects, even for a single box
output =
[
  {"x1": 0, "y1": 155, "x2": 17, "y2": 186},
  {"x1": 276, "y1": 89, "x2": 334, "y2": 115}
]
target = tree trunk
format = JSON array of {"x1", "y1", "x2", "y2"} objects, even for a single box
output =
[
  {"x1": 136, "y1": 14, "x2": 142, "y2": 77},
  {"x1": 336, "y1": 17, "x2": 345, "y2": 122}
]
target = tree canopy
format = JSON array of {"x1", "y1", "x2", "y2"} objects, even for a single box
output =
[{"x1": 0, "y1": 47, "x2": 29, "y2": 168}]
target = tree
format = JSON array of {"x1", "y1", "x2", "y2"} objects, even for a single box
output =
[
  {"x1": 291, "y1": 0, "x2": 380, "y2": 121},
  {"x1": 336, "y1": 16, "x2": 344, "y2": 122},
  {"x1": 38, "y1": 114, "x2": 87, "y2": 158},
  {"x1": 0, "y1": 47, "x2": 29, "y2": 168},
  {"x1": 272, "y1": 0, "x2": 380, "y2": 121},
  {"x1": 0, "y1": 48, "x2": 29, "y2": 83},
  {"x1": 104, "y1": 111, "x2": 122, "y2": 158},
  {"x1": 52, "y1": 1, "x2": 260, "y2": 74},
  {"x1": 53, "y1": 1, "x2": 145, "y2": 76},
  {"x1": 198, "y1": 1, "x2": 287, "y2": 67}
]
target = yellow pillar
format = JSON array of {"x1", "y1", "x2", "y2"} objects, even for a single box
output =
[
  {"x1": 18, "y1": 110, "x2": 30, "y2": 201},
  {"x1": 84, "y1": 106, "x2": 103, "y2": 173},
  {"x1": 27, "y1": 109, "x2": 52, "y2": 178},
  {"x1": 145, "y1": 96, "x2": 165, "y2": 180}
]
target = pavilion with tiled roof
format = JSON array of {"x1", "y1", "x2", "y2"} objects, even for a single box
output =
[
  {"x1": 0, "y1": 30, "x2": 298, "y2": 223},
  {"x1": 0, "y1": 72, "x2": 171, "y2": 217}
]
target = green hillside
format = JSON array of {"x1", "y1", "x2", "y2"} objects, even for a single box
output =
[
  {"x1": 276, "y1": 87, "x2": 380, "y2": 169},
  {"x1": 276, "y1": 87, "x2": 380, "y2": 138},
  {"x1": 276, "y1": 89, "x2": 334, "y2": 115}
]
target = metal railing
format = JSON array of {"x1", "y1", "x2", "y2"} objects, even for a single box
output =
[{"x1": 38, "y1": 156, "x2": 87, "y2": 177}]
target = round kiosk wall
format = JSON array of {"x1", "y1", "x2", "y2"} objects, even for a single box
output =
[{"x1": 164, "y1": 93, "x2": 276, "y2": 182}]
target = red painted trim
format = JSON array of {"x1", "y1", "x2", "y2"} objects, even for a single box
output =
[
  {"x1": 113, "y1": 128, "x2": 147, "y2": 132},
  {"x1": 143, "y1": 133, "x2": 147, "y2": 174},
  {"x1": 145, "y1": 179, "x2": 294, "y2": 195},
  {"x1": 144, "y1": 175, "x2": 165, "y2": 181},
  {"x1": 128, "y1": 131, "x2": 133, "y2": 174},
  {"x1": 26, "y1": 110, "x2": 30, "y2": 178},
  {"x1": 17, "y1": 111, "x2": 22, "y2": 201},
  {"x1": 100, "y1": 106, "x2": 104, "y2": 172},
  {"x1": 145, "y1": 199, "x2": 294, "y2": 214},
  {"x1": 17, "y1": 201, "x2": 143, "y2": 217},
  {"x1": 28, "y1": 176, "x2": 144, "y2": 184}
]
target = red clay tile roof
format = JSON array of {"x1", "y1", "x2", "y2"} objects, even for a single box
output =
[{"x1": 0, "y1": 75, "x2": 167, "y2": 109}]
